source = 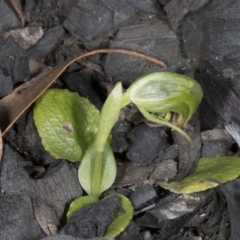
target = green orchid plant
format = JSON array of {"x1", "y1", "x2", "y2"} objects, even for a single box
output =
[{"x1": 33, "y1": 72, "x2": 203, "y2": 238}]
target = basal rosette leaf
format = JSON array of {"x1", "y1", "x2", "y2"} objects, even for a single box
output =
[
  {"x1": 67, "y1": 195, "x2": 99, "y2": 221},
  {"x1": 104, "y1": 194, "x2": 133, "y2": 238},
  {"x1": 33, "y1": 89, "x2": 100, "y2": 162},
  {"x1": 159, "y1": 156, "x2": 240, "y2": 194},
  {"x1": 78, "y1": 142, "x2": 117, "y2": 197}
]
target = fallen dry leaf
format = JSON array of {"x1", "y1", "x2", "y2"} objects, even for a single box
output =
[{"x1": 0, "y1": 48, "x2": 166, "y2": 136}]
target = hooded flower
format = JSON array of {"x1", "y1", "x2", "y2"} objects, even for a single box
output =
[{"x1": 122, "y1": 72, "x2": 203, "y2": 142}]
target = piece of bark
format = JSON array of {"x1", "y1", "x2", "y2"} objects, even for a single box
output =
[
  {"x1": 114, "y1": 160, "x2": 177, "y2": 188},
  {"x1": 150, "y1": 160, "x2": 177, "y2": 181},
  {"x1": 41, "y1": 236, "x2": 81, "y2": 240},
  {"x1": 63, "y1": 0, "x2": 161, "y2": 49},
  {"x1": 0, "y1": 68, "x2": 13, "y2": 98},
  {"x1": 172, "y1": 111, "x2": 201, "y2": 180},
  {"x1": 164, "y1": 0, "x2": 210, "y2": 30},
  {"x1": 196, "y1": 66, "x2": 240, "y2": 146},
  {"x1": 197, "y1": 191, "x2": 230, "y2": 239},
  {"x1": 117, "y1": 221, "x2": 140, "y2": 240},
  {"x1": 63, "y1": 0, "x2": 127, "y2": 49},
  {"x1": 120, "y1": 104, "x2": 146, "y2": 125},
  {"x1": 201, "y1": 129, "x2": 234, "y2": 157},
  {"x1": 111, "y1": 119, "x2": 132, "y2": 153},
  {"x1": 158, "y1": 0, "x2": 172, "y2": 6},
  {"x1": 148, "y1": 192, "x2": 212, "y2": 226},
  {"x1": 160, "y1": 212, "x2": 198, "y2": 240},
  {"x1": 0, "y1": 144, "x2": 82, "y2": 219},
  {"x1": 113, "y1": 162, "x2": 154, "y2": 188},
  {"x1": 126, "y1": 124, "x2": 167, "y2": 165},
  {"x1": 9, "y1": 0, "x2": 25, "y2": 26},
  {"x1": 41, "y1": 236, "x2": 104, "y2": 240},
  {"x1": 0, "y1": 194, "x2": 42, "y2": 239},
  {"x1": 0, "y1": 0, "x2": 21, "y2": 34},
  {"x1": 0, "y1": 36, "x2": 30, "y2": 84},
  {"x1": 220, "y1": 182, "x2": 240, "y2": 240},
  {"x1": 199, "y1": 98, "x2": 224, "y2": 130},
  {"x1": 4, "y1": 112, "x2": 57, "y2": 165},
  {"x1": 156, "y1": 144, "x2": 179, "y2": 162},
  {"x1": 182, "y1": 0, "x2": 240, "y2": 95},
  {"x1": 135, "y1": 213, "x2": 160, "y2": 229},
  {"x1": 24, "y1": 0, "x2": 71, "y2": 28},
  {"x1": 32, "y1": 197, "x2": 59, "y2": 235},
  {"x1": 62, "y1": 71, "x2": 103, "y2": 110},
  {"x1": 27, "y1": 25, "x2": 65, "y2": 62},
  {"x1": 105, "y1": 20, "x2": 183, "y2": 85},
  {"x1": 129, "y1": 184, "x2": 157, "y2": 209}
]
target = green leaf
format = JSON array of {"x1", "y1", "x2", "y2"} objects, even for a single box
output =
[
  {"x1": 159, "y1": 156, "x2": 240, "y2": 194},
  {"x1": 78, "y1": 142, "x2": 116, "y2": 197},
  {"x1": 33, "y1": 89, "x2": 100, "y2": 162},
  {"x1": 78, "y1": 82, "x2": 122, "y2": 197},
  {"x1": 104, "y1": 194, "x2": 133, "y2": 238},
  {"x1": 67, "y1": 195, "x2": 99, "y2": 221},
  {"x1": 95, "y1": 82, "x2": 123, "y2": 149}
]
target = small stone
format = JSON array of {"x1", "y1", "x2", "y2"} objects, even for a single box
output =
[
  {"x1": 111, "y1": 119, "x2": 132, "y2": 153},
  {"x1": 4, "y1": 27, "x2": 44, "y2": 50},
  {"x1": 201, "y1": 129, "x2": 234, "y2": 157},
  {"x1": 150, "y1": 160, "x2": 177, "y2": 181},
  {"x1": 129, "y1": 184, "x2": 157, "y2": 209},
  {"x1": 164, "y1": 0, "x2": 210, "y2": 30},
  {"x1": 0, "y1": 194, "x2": 42, "y2": 239},
  {"x1": 117, "y1": 221, "x2": 141, "y2": 240},
  {"x1": 28, "y1": 25, "x2": 65, "y2": 62},
  {"x1": 62, "y1": 71, "x2": 103, "y2": 110},
  {"x1": 127, "y1": 124, "x2": 167, "y2": 165},
  {"x1": 63, "y1": 0, "x2": 160, "y2": 49},
  {"x1": 0, "y1": 0, "x2": 21, "y2": 34},
  {"x1": 149, "y1": 193, "x2": 210, "y2": 223},
  {"x1": 105, "y1": 20, "x2": 184, "y2": 85},
  {"x1": 0, "y1": 36, "x2": 30, "y2": 84},
  {"x1": 135, "y1": 213, "x2": 160, "y2": 229},
  {"x1": 156, "y1": 144, "x2": 179, "y2": 162}
]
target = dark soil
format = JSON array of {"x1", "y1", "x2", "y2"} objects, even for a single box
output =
[{"x1": 1, "y1": 0, "x2": 240, "y2": 239}]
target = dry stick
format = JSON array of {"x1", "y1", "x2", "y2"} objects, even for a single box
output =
[{"x1": 0, "y1": 48, "x2": 166, "y2": 135}]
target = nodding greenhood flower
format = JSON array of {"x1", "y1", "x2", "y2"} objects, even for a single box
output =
[{"x1": 122, "y1": 72, "x2": 203, "y2": 142}]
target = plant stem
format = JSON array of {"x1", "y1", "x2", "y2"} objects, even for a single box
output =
[
  {"x1": 91, "y1": 148, "x2": 104, "y2": 197},
  {"x1": 90, "y1": 83, "x2": 123, "y2": 197}
]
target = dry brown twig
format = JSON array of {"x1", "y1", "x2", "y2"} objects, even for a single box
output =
[{"x1": 0, "y1": 48, "x2": 166, "y2": 135}]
